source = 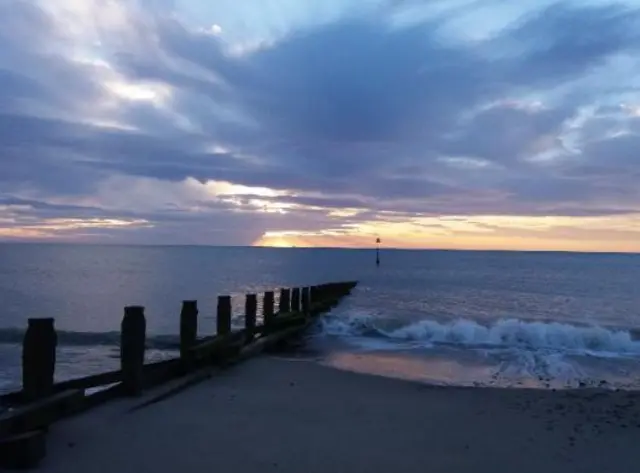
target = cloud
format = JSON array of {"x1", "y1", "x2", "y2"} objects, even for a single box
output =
[{"x1": 1, "y1": 0, "x2": 640, "y2": 249}]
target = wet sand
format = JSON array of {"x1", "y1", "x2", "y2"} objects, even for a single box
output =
[{"x1": 39, "y1": 357, "x2": 640, "y2": 473}]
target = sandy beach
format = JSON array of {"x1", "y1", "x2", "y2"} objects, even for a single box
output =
[{"x1": 37, "y1": 356, "x2": 640, "y2": 473}]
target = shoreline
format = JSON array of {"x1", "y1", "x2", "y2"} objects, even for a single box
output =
[
  {"x1": 3, "y1": 339, "x2": 640, "y2": 401},
  {"x1": 38, "y1": 356, "x2": 640, "y2": 473},
  {"x1": 308, "y1": 334, "x2": 640, "y2": 390}
]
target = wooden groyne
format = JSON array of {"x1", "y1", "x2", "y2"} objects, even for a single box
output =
[{"x1": 0, "y1": 280, "x2": 357, "y2": 470}]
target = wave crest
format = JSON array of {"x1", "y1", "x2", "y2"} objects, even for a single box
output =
[{"x1": 322, "y1": 314, "x2": 640, "y2": 354}]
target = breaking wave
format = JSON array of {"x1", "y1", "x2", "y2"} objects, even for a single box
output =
[{"x1": 321, "y1": 314, "x2": 640, "y2": 355}]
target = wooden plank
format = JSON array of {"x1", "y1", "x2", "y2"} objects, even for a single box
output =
[
  {"x1": 53, "y1": 369, "x2": 122, "y2": 393},
  {"x1": 187, "y1": 331, "x2": 244, "y2": 362},
  {"x1": 82, "y1": 383, "x2": 124, "y2": 411},
  {"x1": 1, "y1": 359, "x2": 181, "y2": 407},
  {"x1": 53, "y1": 358, "x2": 177, "y2": 394},
  {"x1": 114, "y1": 282, "x2": 360, "y2": 411},
  {"x1": 143, "y1": 359, "x2": 183, "y2": 387},
  {"x1": 130, "y1": 319, "x2": 316, "y2": 412},
  {"x1": 0, "y1": 390, "x2": 23, "y2": 405},
  {"x1": 254, "y1": 313, "x2": 307, "y2": 335},
  {"x1": 0, "y1": 429, "x2": 47, "y2": 470},
  {"x1": 0, "y1": 280, "x2": 358, "y2": 415},
  {"x1": 0, "y1": 389, "x2": 84, "y2": 437},
  {"x1": 238, "y1": 319, "x2": 314, "y2": 361},
  {"x1": 129, "y1": 368, "x2": 214, "y2": 413},
  {"x1": 253, "y1": 297, "x2": 338, "y2": 335}
]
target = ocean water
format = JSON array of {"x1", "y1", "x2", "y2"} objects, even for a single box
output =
[{"x1": 1, "y1": 243, "x2": 639, "y2": 393}]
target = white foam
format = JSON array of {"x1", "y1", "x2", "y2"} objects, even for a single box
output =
[
  {"x1": 322, "y1": 311, "x2": 377, "y2": 336},
  {"x1": 322, "y1": 313, "x2": 640, "y2": 356}
]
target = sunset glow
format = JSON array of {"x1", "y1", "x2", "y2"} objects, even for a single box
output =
[{"x1": 253, "y1": 213, "x2": 640, "y2": 252}]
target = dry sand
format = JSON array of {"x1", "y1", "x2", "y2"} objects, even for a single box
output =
[{"x1": 38, "y1": 357, "x2": 640, "y2": 473}]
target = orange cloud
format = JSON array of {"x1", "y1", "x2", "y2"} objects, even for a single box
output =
[{"x1": 253, "y1": 214, "x2": 640, "y2": 253}]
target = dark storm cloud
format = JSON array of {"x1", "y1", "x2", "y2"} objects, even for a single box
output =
[
  {"x1": 582, "y1": 133, "x2": 640, "y2": 169},
  {"x1": 440, "y1": 104, "x2": 574, "y2": 164},
  {"x1": 0, "y1": 196, "x2": 109, "y2": 217},
  {"x1": 1, "y1": 0, "x2": 640, "y2": 244},
  {"x1": 0, "y1": 2, "x2": 104, "y2": 117}
]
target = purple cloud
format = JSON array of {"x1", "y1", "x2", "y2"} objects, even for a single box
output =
[{"x1": 1, "y1": 0, "x2": 640, "y2": 245}]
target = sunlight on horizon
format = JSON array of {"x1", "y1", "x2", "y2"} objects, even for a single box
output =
[{"x1": 253, "y1": 213, "x2": 640, "y2": 253}]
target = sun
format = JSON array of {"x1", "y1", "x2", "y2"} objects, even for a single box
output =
[
  {"x1": 268, "y1": 238, "x2": 294, "y2": 248},
  {"x1": 253, "y1": 235, "x2": 295, "y2": 248}
]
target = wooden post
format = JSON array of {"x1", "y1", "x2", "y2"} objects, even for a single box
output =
[
  {"x1": 324, "y1": 283, "x2": 334, "y2": 299},
  {"x1": 180, "y1": 300, "x2": 198, "y2": 362},
  {"x1": 245, "y1": 294, "x2": 257, "y2": 341},
  {"x1": 22, "y1": 318, "x2": 57, "y2": 401},
  {"x1": 332, "y1": 283, "x2": 341, "y2": 300},
  {"x1": 279, "y1": 288, "x2": 291, "y2": 314},
  {"x1": 291, "y1": 288, "x2": 301, "y2": 313},
  {"x1": 263, "y1": 291, "x2": 274, "y2": 327},
  {"x1": 301, "y1": 287, "x2": 310, "y2": 314},
  {"x1": 0, "y1": 431, "x2": 47, "y2": 469},
  {"x1": 217, "y1": 295, "x2": 232, "y2": 335},
  {"x1": 121, "y1": 306, "x2": 146, "y2": 396}
]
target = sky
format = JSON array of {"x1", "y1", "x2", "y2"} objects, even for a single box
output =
[{"x1": 1, "y1": 0, "x2": 640, "y2": 252}]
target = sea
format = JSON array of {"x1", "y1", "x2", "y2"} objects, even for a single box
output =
[{"x1": 1, "y1": 243, "x2": 640, "y2": 394}]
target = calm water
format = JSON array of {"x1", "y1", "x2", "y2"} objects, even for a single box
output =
[{"x1": 1, "y1": 243, "x2": 639, "y2": 393}]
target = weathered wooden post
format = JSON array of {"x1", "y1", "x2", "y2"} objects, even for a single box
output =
[
  {"x1": 180, "y1": 300, "x2": 198, "y2": 366},
  {"x1": 301, "y1": 287, "x2": 310, "y2": 315},
  {"x1": 22, "y1": 318, "x2": 57, "y2": 401},
  {"x1": 263, "y1": 291, "x2": 274, "y2": 327},
  {"x1": 121, "y1": 306, "x2": 146, "y2": 396},
  {"x1": 217, "y1": 295, "x2": 232, "y2": 335},
  {"x1": 291, "y1": 288, "x2": 301, "y2": 313},
  {"x1": 245, "y1": 294, "x2": 257, "y2": 342},
  {"x1": 279, "y1": 288, "x2": 291, "y2": 314}
]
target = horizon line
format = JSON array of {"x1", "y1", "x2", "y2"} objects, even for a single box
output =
[{"x1": 0, "y1": 240, "x2": 638, "y2": 256}]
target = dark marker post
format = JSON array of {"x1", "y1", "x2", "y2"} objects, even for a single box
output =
[{"x1": 376, "y1": 237, "x2": 381, "y2": 267}]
